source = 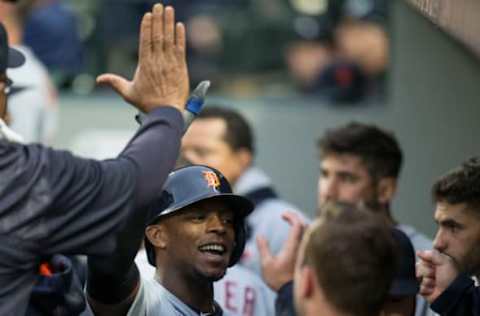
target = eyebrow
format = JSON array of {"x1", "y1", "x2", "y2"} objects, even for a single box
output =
[{"x1": 436, "y1": 218, "x2": 464, "y2": 229}]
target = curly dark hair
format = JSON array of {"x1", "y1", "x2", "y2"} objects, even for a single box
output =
[
  {"x1": 432, "y1": 157, "x2": 480, "y2": 210},
  {"x1": 317, "y1": 122, "x2": 403, "y2": 180}
]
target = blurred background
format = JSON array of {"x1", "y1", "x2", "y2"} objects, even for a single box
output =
[{"x1": 2, "y1": 0, "x2": 480, "y2": 237}]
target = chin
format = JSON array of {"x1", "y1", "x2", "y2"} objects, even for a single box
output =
[{"x1": 200, "y1": 267, "x2": 228, "y2": 282}]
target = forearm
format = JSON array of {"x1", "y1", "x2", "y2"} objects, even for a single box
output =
[
  {"x1": 86, "y1": 107, "x2": 183, "y2": 302},
  {"x1": 120, "y1": 106, "x2": 184, "y2": 209}
]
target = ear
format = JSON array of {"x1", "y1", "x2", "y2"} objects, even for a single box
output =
[
  {"x1": 376, "y1": 177, "x2": 397, "y2": 204},
  {"x1": 145, "y1": 224, "x2": 168, "y2": 249},
  {"x1": 235, "y1": 148, "x2": 253, "y2": 170},
  {"x1": 298, "y1": 266, "x2": 316, "y2": 299}
]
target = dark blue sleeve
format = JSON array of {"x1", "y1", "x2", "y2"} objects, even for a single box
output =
[
  {"x1": 431, "y1": 273, "x2": 480, "y2": 316},
  {"x1": 275, "y1": 281, "x2": 297, "y2": 316},
  {"x1": 0, "y1": 106, "x2": 183, "y2": 256},
  {"x1": 0, "y1": 106, "x2": 183, "y2": 315}
]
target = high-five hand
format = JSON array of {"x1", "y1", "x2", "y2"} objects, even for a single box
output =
[{"x1": 97, "y1": 4, "x2": 189, "y2": 113}]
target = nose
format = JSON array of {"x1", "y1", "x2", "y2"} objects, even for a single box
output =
[
  {"x1": 206, "y1": 214, "x2": 227, "y2": 235},
  {"x1": 433, "y1": 230, "x2": 447, "y2": 252}
]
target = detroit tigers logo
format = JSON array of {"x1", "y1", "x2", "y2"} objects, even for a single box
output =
[{"x1": 203, "y1": 171, "x2": 220, "y2": 189}]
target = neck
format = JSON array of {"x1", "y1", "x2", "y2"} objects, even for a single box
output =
[
  {"x1": 366, "y1": 201, "x2": 396, "y2": 226},
  {"x1": 304, "y1": 299, "x2": 350, "y2": 316},
  {"x1": 155, "y1": 266, "x2": 215, "y2": 313}
]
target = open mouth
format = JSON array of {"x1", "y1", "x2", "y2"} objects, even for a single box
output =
[{"x1": 198, "y1": 243, "x2": 227, "y2": 256}]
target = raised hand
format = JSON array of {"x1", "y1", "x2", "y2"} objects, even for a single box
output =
[
  {"x1": 416, "y1": 250, "x2": 459, "y2": 303},
  {"x1": 257, "y1": 211, "x2": 306, "y2": 291},
  {"x1": 97, "y1": 4, "x2": 189, "y2": 113}
]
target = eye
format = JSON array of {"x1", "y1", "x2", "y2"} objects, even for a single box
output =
[
  {"x1": 189, "y1": 212, "x2": 206, "y2": 221},
  {"x1": 449, "y1": 225, "x2": 459, "y2": 234},
  {"x1": 339, "y1": 173, "x2": 357, "y2": 183},
  {"x1": 195, "y1": 147, "x2": 213, "y2": 158},
  {"x1": 223, "y1": 217, "x2": 234, "y2": 225},
  {"x1": 319, "y1": 169, "x2": 328, "y2": 178}
]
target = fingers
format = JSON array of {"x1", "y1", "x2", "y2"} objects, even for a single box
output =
[
  {"x1": 257, "y1": 235, "x2": 273, "y2": 265},
  {"x1": 281, "y1": 211, "x2": 305, "y2": 258},
  {"x1": 419, "y1": 276, "x2": 436, "y2": 298},
  {"x1": 164, "y1": 6, "x2": 175, "y2": 51},
  {"x1": 417, "y1": 250, "x2": 449, "y2": 266},
  {"x1": 151, "y1": 4, "x2": 164, "y2": 53},
  {"x1": 416, "y1": 261, "x2": 435, "y2": 279},
  {"x1": 175, "y1": 22, "x2": 186, "y2": 58},
  {"x1": 417, "y1": 250, "x2": 437, "y2": 266},
  {"x1": 96, "y1": 74, "x2": 129, "y2": 96},
  {"x1": 138, "y1": 13, "x2": 153, "y2": 64},
  {"x1": 281, "y1": 211, "x2": 303, "y2": 227}
]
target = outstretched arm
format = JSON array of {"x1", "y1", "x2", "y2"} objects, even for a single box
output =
[{"x1": 86, "y1": 4, "x2": 189, "y2": 315}]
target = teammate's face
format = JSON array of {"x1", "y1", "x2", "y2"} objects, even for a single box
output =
[
  {"x1": 163, "y1": 199, "x2": 236, "y2": 281},
  {"x1": 433, "y1": 201, "x2": 480, "y2": 276},
  {"x1": 318, "y1": 153, "x2": 377, "y2": 207},
  {"x1": 181, "y1": 118, "x2": 249, "y2": 185}
]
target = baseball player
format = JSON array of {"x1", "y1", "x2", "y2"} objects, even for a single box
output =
[
  {"x1": 87, "y1": 165, "x2": 254, "y2": 315},
  {"x1": 137, "y1": 249, "x2": 277, "y2": 316},
  {"x1": 0, "y1": 3, "x2": 188, "y2": 315}
]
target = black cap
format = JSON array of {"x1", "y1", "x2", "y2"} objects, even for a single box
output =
[
  {"x1": 389, "y1": 228, "x2": 420, "y2": 296},
  {"x1": 0, "y1": 22, "x2": 25, "y2": 74}
]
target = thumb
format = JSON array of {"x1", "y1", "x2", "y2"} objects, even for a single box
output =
[
  {"x1": 97, "y1": 74, "x2": 130, "y2": 96},
  {"x1": 417, "y1": 250, "x2": 434, "y2": 262},
  {"x1": 257, "y1": 235, "x2": 273, "y2": 265}
]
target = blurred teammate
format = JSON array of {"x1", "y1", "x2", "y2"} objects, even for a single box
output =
[
  {"x1": 0, "y1": 1, "x2": 58, "y2": 143},
  {"x1": 0, "y1": 3, "x2": 188, "y2": 314},
  {"x1": 417, "y1": 157, "x2": 480, "y2": 315},
  {"x1": 269, "y1": 203, "x2": 397, "y2": 316},
  {"x1": 316, "y1": 122, "x2": 433, "y2": 315}
]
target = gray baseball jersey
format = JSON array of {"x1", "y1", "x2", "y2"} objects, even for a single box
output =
[
  {"x1": 128, "y1": 277, "x2": 224, "y2": 316},
  {"x1": 214, "y1": 265, "x2": 275, "y2": 316},
  {"x1": 234, "y1": 167, "x2": 310, "y2": 275}
]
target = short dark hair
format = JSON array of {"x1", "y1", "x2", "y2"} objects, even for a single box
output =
[
  {"x1": 197, "y1": 106, "x2": 254, "y2": 154},
  {"x1": 317, "y1": 122, "x2": 403, "y2": 179},
  {"x1": 432, "y1": 157, "x2": 480, "y2": 211},
  {"x1": 303, "y1": 202, "x2": 397, "y2": 316}
]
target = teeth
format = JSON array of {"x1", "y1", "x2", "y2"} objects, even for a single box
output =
[{"x1": 199, "y1": 244, "x2": 225, "y2": 253}]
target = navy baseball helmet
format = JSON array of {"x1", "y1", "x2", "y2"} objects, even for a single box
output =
[
  {"x1": 0, "y1": 23, "x2": 25, "y2": 74},
  {"x1": 145, "y1": 165, "x2": 254, "y2": 267}
]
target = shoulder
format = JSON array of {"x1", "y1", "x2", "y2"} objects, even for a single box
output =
[{"x1": 127, "y1": 278, "x2": 173, "y2": 316}]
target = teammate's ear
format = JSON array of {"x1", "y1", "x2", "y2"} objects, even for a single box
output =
[
  {"x1": 145, "y1": 224, "x2": 168, "y2": 249},
  {"x1": 376, "y1": 177, "x2": 397, "y2": 205},
  {"x1": 299, "y1": 266, "x2": 315, "y2": 299}
]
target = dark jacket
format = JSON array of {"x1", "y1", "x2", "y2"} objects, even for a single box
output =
[
  {"x1": 431, "y1": 273, "x2": 480, "y2": 316},
  {"x1": 0, "y1": 107, "x2": 183, "y2": 315}
]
